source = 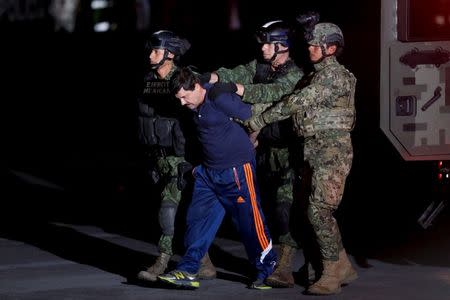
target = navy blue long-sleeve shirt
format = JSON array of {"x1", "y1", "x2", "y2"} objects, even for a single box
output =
[{"x1": 193, "y1": 85, "x2": 254, "y2": 169}]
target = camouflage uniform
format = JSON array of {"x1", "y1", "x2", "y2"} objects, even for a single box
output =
[
  {"x1": 216, "y1": 58, "x2": 303, "y2": 248},
  {"x1": 155, "y1": 155, "x2": 185, "y2": 255},
  {"x1": 249, "y1": 54, "x2": 356, "y2": 260},
  {"x1": 216, "y1": 59, "x2": 301, "y2": 105},
  {"x1": 137, "y1": 30, "x2": 216, "y2": 283},
  {"x1": 138, "y1": 66, "x2": 197, "y2": 255},
  {"x1": 247, "y1": 21, "x2": 359, "y2": 294}
]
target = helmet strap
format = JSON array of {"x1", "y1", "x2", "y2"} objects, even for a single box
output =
[
  {"x1": 269, "y1": 43, "x2": 289, "y2": 63},
  {"x1": 150, "y1": 49, "x2": 173, "y2": 70},
  {"x1": 312, "y1": 44, "x2": 329, "y2": 64}
]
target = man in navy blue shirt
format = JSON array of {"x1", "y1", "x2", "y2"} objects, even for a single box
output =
[{"x1": 158, "y1": 67, "x2": 277, "y2": 290}]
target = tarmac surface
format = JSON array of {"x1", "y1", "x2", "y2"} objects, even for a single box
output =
[
  {"x1": 1, "y1": 157, "x2": 449, "y2": 300},
  {"x1": 1, "y1": 216, "x2": 450, "y2": 300}
]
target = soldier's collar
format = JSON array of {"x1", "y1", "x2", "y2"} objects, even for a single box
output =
[{"x1": 314, "y1": 56, "x2": 338, "y2": 71}]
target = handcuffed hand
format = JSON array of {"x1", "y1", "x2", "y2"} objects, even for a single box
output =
[
  {"x1": 208, "y1": 82, "x2": 238, "y2": 100},
  {"x1": 248, "y1": 130, "x2": 260, "y2": 148},
  {"x1": 199, "y1": 72, "x2": 212, "y2": 84}
]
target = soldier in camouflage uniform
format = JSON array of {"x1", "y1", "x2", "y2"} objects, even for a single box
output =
[
  {"x1": 136, "y1": 30, "x2": 216, "y2": 282},
  {"x1": 201, "y1": 20, "x2": 303, "y2": 288},
  {"x1": 246, "y1": 21, "x2": 358, "y2": 295}
]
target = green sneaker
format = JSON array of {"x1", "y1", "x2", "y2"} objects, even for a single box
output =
[
  {"x1": 158, "y1": 270, "x2": 200, "y2": 289},
  {"x1": 249, "y1": 278, "x2": 272, "y2": 290}
]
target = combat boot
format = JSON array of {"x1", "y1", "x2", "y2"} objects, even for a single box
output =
[
  {"x1": 298, "y1": 261, "x2": 318, "y2": 285},
  {"x1": 137, "y1": 252, "x2": 171, "y2": 282},
  {"x1": 337, "y1": 249, "x2": 358, "y2": 285},
  {"x1": 266, "y1": 244, "x2": 296, "y2": 287},
  {"x1": 307, "y1": 260, "x2": 341, "y2": 295},
  {"x1": 198, "y1": 252, "x2": 217, "y2": 279}
]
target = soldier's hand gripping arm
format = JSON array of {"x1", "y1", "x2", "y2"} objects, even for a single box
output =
[
  {"x1": 245, "y1": 83, "x2": 326, "y2": 132},
  {"x1": 246, "y1": 114, "x2": 268, "y2": 133}
]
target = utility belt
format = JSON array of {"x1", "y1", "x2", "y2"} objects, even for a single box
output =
[
  {"x1": 148, "y1": 145, "x2": 179, "y2": 159},
  {"x1": 149, "y1": 152, "x2": 193, "y2": 191},
  {"x1": 294, "y1": 108, "x2": 355, "y2": 137},
  {"x1": 303, "y1": 130, "x2": 349, "y2": 142}
]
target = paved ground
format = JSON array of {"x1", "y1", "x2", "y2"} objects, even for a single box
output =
[
  {"x1": 2, "y1": 164, "x2": 449, "y2": 299},
  {"x1": 1, "y1": 216, "x2": 450, "y2": 300}
]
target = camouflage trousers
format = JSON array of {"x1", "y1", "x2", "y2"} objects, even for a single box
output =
[
  {"x1": 266, "y1": 147, "x2": 299, "y2": 249},
  {"x1": 305, "y1": 132, "x2": 353, "y2": 261},
  {"x1": 155, "y1": 155, "x2": 186, "y2": 255}
]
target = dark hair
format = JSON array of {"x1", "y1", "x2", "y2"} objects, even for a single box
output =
[{"x1": 170, "y1": 67, "x2": 200, "y2": 94}]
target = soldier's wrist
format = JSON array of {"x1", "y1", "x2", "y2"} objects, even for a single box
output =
[{"x1": 251, "y1": 114, "x2": 267, "y2": 132}]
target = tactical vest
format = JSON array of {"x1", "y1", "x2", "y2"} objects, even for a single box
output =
[
  {"x1": 253, "y1": 60, "x2": 297, "y2": 147},
  {"x1": 138, "y1": 72, "x2": 186, "y2": 156},
  {"x1": 293, "y1": 67, "x2": 356, "y2": 137},
  {"x1": 253, "y1": 59, "x2": 297, "y2": 84}
]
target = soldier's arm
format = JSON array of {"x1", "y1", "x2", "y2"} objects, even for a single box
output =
[
  {"x1": 214, "y1": 60, "x2": 257, "y2": 84},
  {"x1": 246, "y1": 83, "x2": 330, "y2": 131},
  {"x1": 263, "y1": 83, "x2": 331, "y2": 123},
  {"x1": 241, "y1": 67, "x2": 303, "y2": 104}
]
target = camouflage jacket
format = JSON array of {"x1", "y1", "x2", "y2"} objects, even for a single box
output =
[
  {"x1": 260, "y1": 56, "x2": 356, "y2": 137},
  {"x1": 215, "y1": 59, "x2": 303, "y2": 107}
]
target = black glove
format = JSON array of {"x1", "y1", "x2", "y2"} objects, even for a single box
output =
[
  {"x1": 208, "y1": 82, "x2": 238, "y2": 100},
  {"x1": 177, "y1": 161, "x2": 193, "y2": 191},
  {"x1": 198, "y1": 72, "x2": 211, "y2": 84}
]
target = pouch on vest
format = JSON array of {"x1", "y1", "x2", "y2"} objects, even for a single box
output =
[
  {"x1": 138, "y1": 116, "x2": 158, "y2": 145},
  {"x1": 138, "y1": 101, "x2": 155, "y2": 118},
  {"x1": 172, "y1": 119, "x2": 186, "y2": 156},
  {"x1": 155, "y1": 117, "x2": 175, "y2": 147}
]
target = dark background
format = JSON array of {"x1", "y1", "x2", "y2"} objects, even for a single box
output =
[{"x1": 0, "y1": 0, "x2": 446, "y2": 259}]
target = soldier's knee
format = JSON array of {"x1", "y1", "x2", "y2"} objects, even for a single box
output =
[
  {"x1": 308, "y1": 201, "x2": 336, "y2": 227},
  {"x1": 307, "y1": 203, "x2": 326, "y2": 228},
  {"x1": 159, "y1": 201, "x2": 178, "y2": 235}
]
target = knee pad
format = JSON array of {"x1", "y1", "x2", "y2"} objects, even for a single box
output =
[{"x1": 159, "y1": 201, "x2": 178, "y2": 236}]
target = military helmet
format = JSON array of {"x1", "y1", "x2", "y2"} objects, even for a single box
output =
[
  {"x1": 255, "y1": 20, "x2": 291, "y2": 47},
  {"x1": 148, "y1": 30, "x2": 191, "y2": 56},
  {"x1": 308, "y1": 22, "x2": 344, "y2": 48}
]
